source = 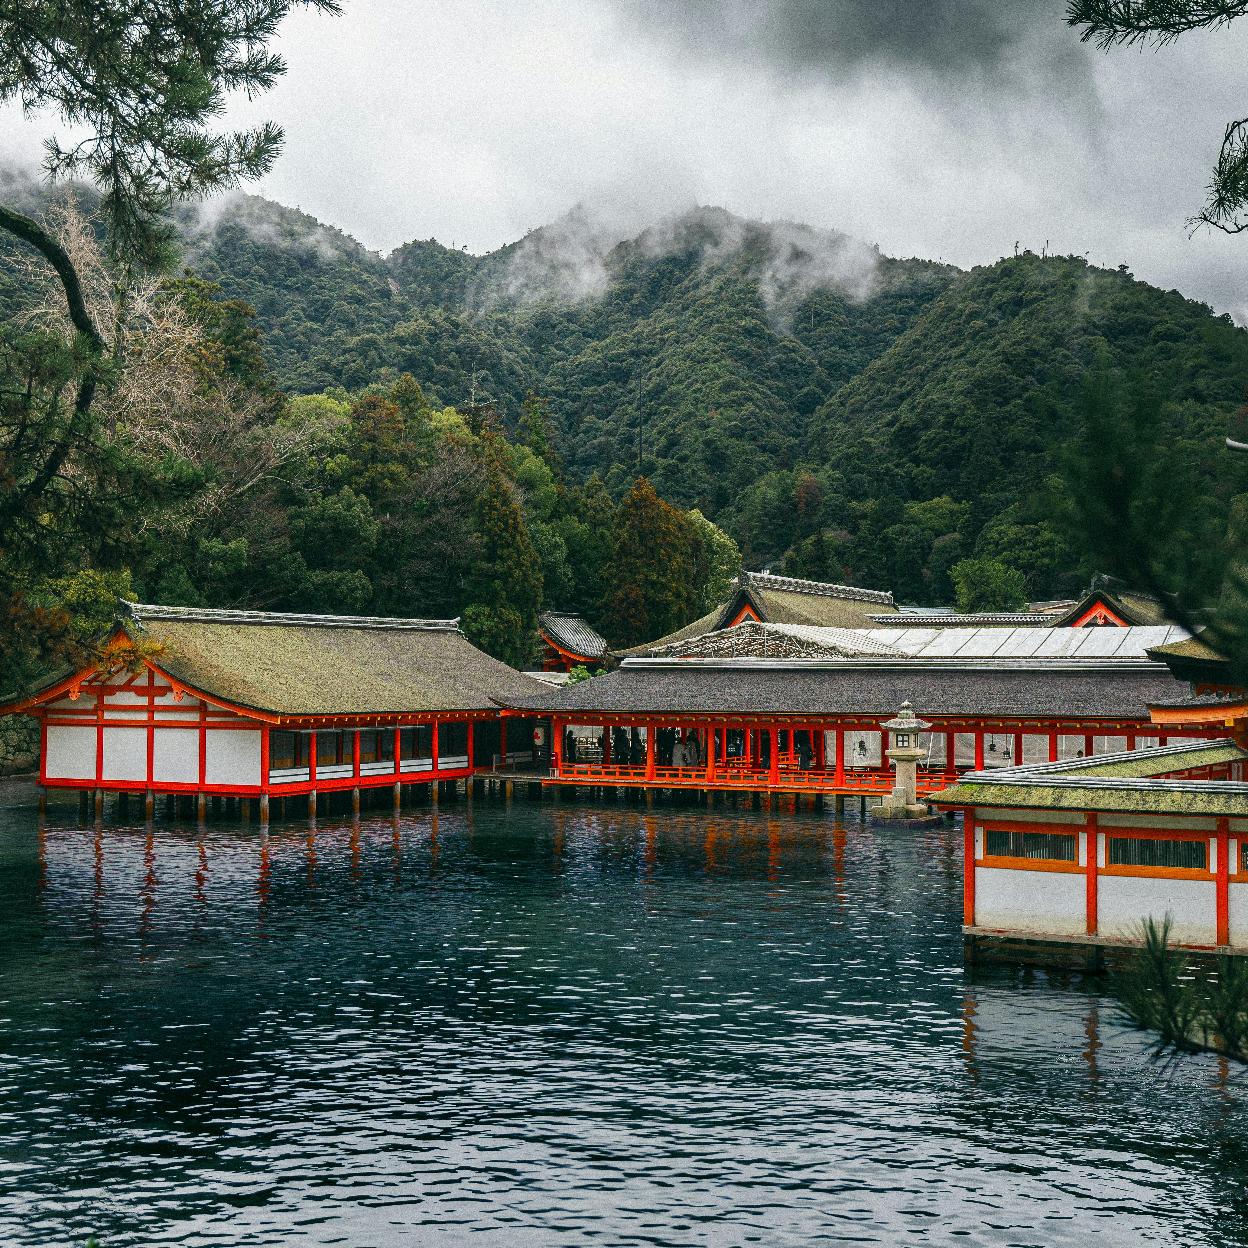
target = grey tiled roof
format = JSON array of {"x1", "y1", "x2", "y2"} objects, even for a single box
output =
[
  {"x1": 504, "y1": 662, "x2": 1189, "y2": 720},
  {"x1": 538, "y1": 612, "x2": 608, "y2": 661}
]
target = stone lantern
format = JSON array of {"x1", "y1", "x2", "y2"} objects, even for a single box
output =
[{"x1": 873, "y1": 700, "x2": 932, "y2": 819}]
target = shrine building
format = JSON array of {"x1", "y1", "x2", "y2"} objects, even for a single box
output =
[{"x1": 1, "y1": 602, "x2": 554, "y2": 821}]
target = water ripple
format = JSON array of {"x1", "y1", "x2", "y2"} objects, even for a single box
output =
[{"x1": 0, "y1": 796, "x2": 1243, "y2": 1246}]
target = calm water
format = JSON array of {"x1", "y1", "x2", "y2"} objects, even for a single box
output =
[{"x1": 1, "y1": 786, "x2": 1246, "y2": 1247}]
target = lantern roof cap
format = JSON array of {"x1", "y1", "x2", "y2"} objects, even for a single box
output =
[{"x1": 882, "y1": 700, "x2": 931, "y2": 732}]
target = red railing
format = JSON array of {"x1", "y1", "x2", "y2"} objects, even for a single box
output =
[{"x1": 549, "y1": 762, "x2": 952, "y2": 795}]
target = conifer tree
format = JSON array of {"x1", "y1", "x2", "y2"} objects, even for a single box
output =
[
  {"x1": 461, "y1": 435, "x2": 544, "y2": 667},
  {"x1": 601, "y1": 478, "x2": 696, "y2": 647}
]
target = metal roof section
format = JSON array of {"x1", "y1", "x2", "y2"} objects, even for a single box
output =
[{"x1": 623, "y1": 623, "x2": 1190, "y2": 671}]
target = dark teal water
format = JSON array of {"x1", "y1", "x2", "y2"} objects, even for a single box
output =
[{"x1": 1, "y1": 786, "x2": 1246, "y2": 1248}]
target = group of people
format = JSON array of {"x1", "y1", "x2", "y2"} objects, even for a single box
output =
[{"x1": 562, "y1": 725, "x2": 832, "y2": 771}]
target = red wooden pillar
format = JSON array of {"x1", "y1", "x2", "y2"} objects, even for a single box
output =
[
  {"x1": 602, "y1": 725, "x2": 611, "y2": 764},
  {"x1": 705, "y1": 726, "x2": 716, "y2": 783},
  {"x1": 1086, "y1": 813, "x2": 1099, "y2": 936},
  {"x1": 467, "y1": 719, "x2": 475, "y2": 771},
  {"x1": 1048, "y1": 731, "x2": 1059, "y2": 763},
  {"x1": 353, "y1": 728, "x2": 361, "y2": 778},
  {"x1": 834, "y1": 728, "x2": 846, "y2": 785},
  {"x1": 945, "y1": 729, "x2": 957, "y2": 778},
  {"x1": 1013, "y1": 733, "x2": 1024, "y2": 766},
  {"x1": 768, "y1": 727, "x2": 779, "y2": 786},
  {"x1": 499, "y1": 717, "x2": 508, "y2": 765},
  {"x1": 974, "y1": 730, "x2": 985, "y2": 771},
  {"x1": 309, "y1": 731, "x2": 318, "y2": 786},
  {"x1": 1217, "y1": 816, "x2": 1231, "y2": 947},
  {"x1": 393, "y1": 726, "x2": 401, "y2": 777},
  {"x1": 1083, "y1": 733, "x2": 1095, "y2": 758},
  {"x1": 646, "y1": 722, "x2": 657, "y2": 781},
  {"x1": 1126, "y1": 733, "x2": 1137, "y2": 751},
  {"x1": 261, "y1": 726, "x2": 271, "y2": 792},
  {"x1": 551, "y1": 718, "x2": 562, "y2": 773},
  {"x1": 963, "y1": 809, "x2": 976, "y2": 927},
  {"x1": 431, "y1": 720, "x2": 440, "y2": 773}
]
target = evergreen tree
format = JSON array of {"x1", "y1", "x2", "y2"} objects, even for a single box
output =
[
  {"x1": 461, "y1": 435, "x2": 544, "y2": 666},
  {"x1": 601, "y1": 478, "x2": 696, "y2": 647},
  {"x1": 950, "y1": 558, "x2": 1027, "y2": 613}
]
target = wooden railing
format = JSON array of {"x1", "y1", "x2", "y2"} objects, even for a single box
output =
[{"x1": 549, "y1": 761, "x2": 952, "y2": 795}]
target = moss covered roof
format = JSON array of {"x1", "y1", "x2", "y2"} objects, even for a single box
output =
[
  {"x1": 933, "y1": 740, "x2": 1248, "y2": 817},
  {"x1": 119, "y1": 603, "x2": 556, "y2": 718}
]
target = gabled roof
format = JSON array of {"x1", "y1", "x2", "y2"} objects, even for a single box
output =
[
  {"x1": 4, "y1": 602, "x2": 556, "y2": 720},
  {"x1": 619, "y1": 570, "x2": 897, "y2": 655},
  {"x1": 647, "y1": 620, "x2": 905, "y2": 660},
  {"x1": 538, "y1": 612, "x2": 608, "y2": 662},
  {"x1": 1053, "y1": 581, "x2": 1170, "y2": 628}
]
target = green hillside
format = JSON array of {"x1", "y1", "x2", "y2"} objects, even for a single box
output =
[{"x1": 8, "y1": 184, "x2": 1245, "y2": 608}]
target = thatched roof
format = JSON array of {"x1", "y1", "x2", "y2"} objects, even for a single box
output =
[
  {"x1": 75, "y1": 603, "x2": 555, "y2": 719},
  {"x1": 618, "y1": 571, "x2": 897, "y2": 656}
]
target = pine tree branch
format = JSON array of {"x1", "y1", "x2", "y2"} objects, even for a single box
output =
[{"x1": 1068, "y1": 0, "x2": 1248, "y2": 47}]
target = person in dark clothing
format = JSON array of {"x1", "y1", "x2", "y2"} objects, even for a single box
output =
[
  {"x1": 630, "y1": 728, "x2": 644, "y2": 766},
  {"x1": 565, "y1": 728, "x2": 577, "y2": 765},
  {"x1": 614, "y1": 726, "x2": 629, "y2": 764},
  {"x1": 796, "y1": 731, "x2": 812, "y2": 771}
]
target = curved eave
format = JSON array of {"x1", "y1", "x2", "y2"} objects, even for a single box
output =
[{"x1": 539, "y1": 631, "x2": 606, "y2": 666}]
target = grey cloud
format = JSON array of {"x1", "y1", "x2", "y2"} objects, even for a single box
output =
[{"x1": 609, "y1": 0, "x2": 1086, "y2": 83}]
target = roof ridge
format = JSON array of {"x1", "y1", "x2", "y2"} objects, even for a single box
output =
[
  {"x1": 745, "y1": 571, "x2": 894, "y2": 605},
  {"x1": 123, "y1": 601, "x2": 461, "y2": 631}
]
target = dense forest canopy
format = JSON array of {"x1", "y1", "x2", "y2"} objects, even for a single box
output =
[
  {"x1": 170, "y1": 189, "x2": 1248, "y2": 608},
  {"x1": 2, "y1": 174, "x2": 1246, "y2": 681}
]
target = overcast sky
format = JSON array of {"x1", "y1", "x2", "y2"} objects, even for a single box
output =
[{"x1": 6, "y1": 0, "x2": 1248, "y2": 317}]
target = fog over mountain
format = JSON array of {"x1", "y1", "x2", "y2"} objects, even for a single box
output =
[{"x1": 3, "y1": 0, "x2": 1248, "y2": 322}]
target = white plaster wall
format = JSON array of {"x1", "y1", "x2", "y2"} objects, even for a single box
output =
[
  {"x1": 101, "y1": 726, "x2": 146, "y2": 782},
  {"x1": 975, "y1": 867, "x2": 1085, "y2": 936},
  {"x1": 1098, "y1": 877, "x2": 1216, "y2": 947},
  {"x1": 1229, "y1": 884, "x2": 1248, "y2": 950},
  {"x1": 152, "y1": 729, "x2": 199, "y2": 785},
  {"x1": 44, "y1": 725, "x2": 96, "y2": 780},
  {"x1": 205, "y1": 730, "x2": 261, "y2": 787}
]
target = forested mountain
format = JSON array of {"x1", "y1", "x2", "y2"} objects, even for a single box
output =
[{"x1": 7, "y1": 180, "x2": 1247, "y2": 613}]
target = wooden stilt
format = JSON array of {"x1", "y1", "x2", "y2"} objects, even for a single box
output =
[
  {"x1": 308, "y1": 790, "x2": 318, "y2": 819},
  {"x1": 94, "y1": 789, "x2": 104, "y2": 820},
  {"x1": 144, "y1": 790, "x2": 154, "y2": 820},
  {"x1": 37, "y1": 785, "x2": 47, "y2": 816},
  {"x1": 259, "y1": 793, "x2": 270, "y2": 827},
  {"x1": 351, "y1": 787, "x2": 361, "y2": 816},
  {"x1": 394, "y1": 782, "x2": 402, "y2": 812},
  {"x1": 78, "y1": 790, "x2": 88, "y2": 822},
  {"x1": 197, "y1": 792, "x2": 207, "y2": 823}
]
